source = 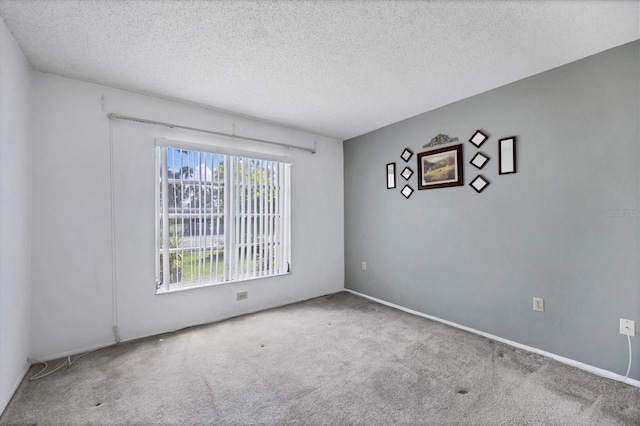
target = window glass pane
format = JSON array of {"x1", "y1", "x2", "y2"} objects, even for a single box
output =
[{"x1": 157, "y1": 145, "x2": 291, "y2": 293}]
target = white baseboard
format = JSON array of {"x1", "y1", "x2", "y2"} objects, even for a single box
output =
[
  {"x1": 0, "y1": 362, "x2": 30, "y2": 417},
  {"x1": 115, "y1": 289, "x2": 346, "y2": 347},
  {"x1": 32, "y1": 341, "x2": 116, "y2": 363},
  {"x1": 34, "y1": 289, "x2": 344, "y2": 362},
  {"x1": 344, "y1": 289, "x2": 640, "y2": 388}
]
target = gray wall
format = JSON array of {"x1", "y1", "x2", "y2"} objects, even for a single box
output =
[{"x1": 344, "y1": 41, "x2": 639, "y2": 379}]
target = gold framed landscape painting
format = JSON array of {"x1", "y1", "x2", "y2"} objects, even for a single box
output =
[{"x1": 417, "y1": 144, "x2": 464, "y2": 190}]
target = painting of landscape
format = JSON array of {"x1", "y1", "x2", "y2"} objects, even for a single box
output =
[
  {"x1": 417, "y1": 144, "x2": 463, "y2": 190},
  {"x1": 422, "y1": 152, "x2": 457, "y2": 184}
]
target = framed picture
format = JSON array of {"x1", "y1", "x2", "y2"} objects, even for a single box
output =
[
  {"x1": 469, "y1": 130, "x2": 488, "y2": 148},
  {"x1": 401, "y1": 166, "x2": 414, "y2": 180},
  {"x1": 470, "y1": 152, "x2": 489, "y2": 170},
  {"x1": 386, "y1": 163, "x2": 396, "y2": 189},
  {"x1": 470, "y1": 175, "x2": 490, "y2": 193},
  {"x1": 400, "y1": 148, "x2": 413, "y2": 162},
  {"x1": 401, "y1": 185, "x2": 414, "y2": 199},
  {"x1": 498, "y1": 136, "x2": 517, "y2": 174},
  {"x1": 417, "y1": 144, "x2": 464, "y2": 190}
]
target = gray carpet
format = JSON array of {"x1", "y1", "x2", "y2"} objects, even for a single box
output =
[{"x1": 1, "y1": 291, "x2": 639, "y2": 425}]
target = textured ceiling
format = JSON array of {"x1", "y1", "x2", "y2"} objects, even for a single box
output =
[{"x1": 0, "y1": 1, "x2": 638, "y2": 140}]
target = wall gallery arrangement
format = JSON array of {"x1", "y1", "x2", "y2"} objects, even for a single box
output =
[
  {"x1": 468, "y1": 129, "x2": 490, "y2": 194},
  {"x1": 386, "y1": 130, "x2": 517, "y2": 198},
  {"x1": 399, "y1": 148, "x2": 415, "y2": 198}
]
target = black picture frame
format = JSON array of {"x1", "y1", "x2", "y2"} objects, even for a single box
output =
[
  {"x1": 386, "y1": 163, "x2": 396, "y2": 189},
  {"x1": 469, "y1": 130, "x2": 488, "y2": 148},
  {"x1": 498, "y1": 136, "x2": 517, "y2": 175},
  {"x1": 417, "y1": 144, "x2": 464, "y2": 190},
  {"x1": 401, "y1": 166, "x2": 414, "y2": 181},
  {"x1": 401, "y1": 185, "x2": 414, "y2": 199},
  {"x1": 470, "y1": 175, "x2": 490, "y2": 193},
  {"x1": 400, "y1": 148, "x2": 413, "y2": 162},
  {"x1": 470, "y1": 152, "x2": 489, "y2": 170}
]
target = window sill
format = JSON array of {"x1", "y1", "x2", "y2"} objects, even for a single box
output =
[{"x1": 155, "y1": 271, "x2": 292, "y2": 295}]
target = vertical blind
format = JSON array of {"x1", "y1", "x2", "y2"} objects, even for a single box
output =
[{"x1": 156, "y1": 142, "x2": 292, "y2": 293}]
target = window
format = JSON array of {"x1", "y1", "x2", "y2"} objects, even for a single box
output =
[{"x1": 156, "y1": 140, "x2": 291, "y2": 293}]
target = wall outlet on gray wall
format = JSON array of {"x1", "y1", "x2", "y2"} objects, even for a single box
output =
[
  {"x1": 237, "y1": 291, "x2": 248, "y2": 301},
  {"x1": 619, "y1": 319, "x2": 635, "y2": 336},
  {"x1": 533, "y1": 297, "x2": 544, "y2": 312}
]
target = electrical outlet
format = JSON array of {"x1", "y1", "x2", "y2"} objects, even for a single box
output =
[
  {"x1": 620, "y1": 318, "x2": 635, "y2": 336},
  {"x1": 533, "y1": 297, "x2": 544, "y2": 312},
  {"x1": 236, "y1": 291, "x2": 248, "y2": 301},
  {"x1": 362, "y1": 261, "x2": 367, "y2": 270}
]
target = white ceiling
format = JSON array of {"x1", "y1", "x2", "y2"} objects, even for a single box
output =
[{"x1": 0, "y1": 1, "x2": 638, "y2": 140}]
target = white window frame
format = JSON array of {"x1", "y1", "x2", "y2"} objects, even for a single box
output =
[{"x1": 155, "y1": 138, "x2": 292, "y2": 294}]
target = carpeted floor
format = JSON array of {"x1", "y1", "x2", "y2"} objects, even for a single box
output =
[{"x1": 1, "y1": 291, "x2": 639, "y2": 425}]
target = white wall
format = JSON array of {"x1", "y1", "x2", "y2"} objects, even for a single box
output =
[
  {"x1": 0, "y1": 20, "x2": 32, "y2": 413},
  {"x1": 31, "y1": 72, "x2": 344, "y2": 359}
]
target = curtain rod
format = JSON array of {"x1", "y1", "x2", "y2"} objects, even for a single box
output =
[{"x1": 107, "y1": 113, "x2": 317, "y2": 154}]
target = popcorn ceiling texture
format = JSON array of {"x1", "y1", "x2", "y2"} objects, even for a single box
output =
[{"x1": 0, "y1": 0, "x2": 638, "y2": 139}]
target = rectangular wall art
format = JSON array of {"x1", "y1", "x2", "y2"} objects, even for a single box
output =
[
  {"x1": 417, "y1": 144, "x2": 464, "y2": 190},
  {"x1": 386, "y1": 162, "x2": 396, "y2": 189},
  {"x1": 498, "y1": 137, "x2": 517, "y2": 174}
]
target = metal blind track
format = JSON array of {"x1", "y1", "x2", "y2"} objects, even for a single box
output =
[{"x1": 108, "y1": 113, "x2": 316, "y2": 154}]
